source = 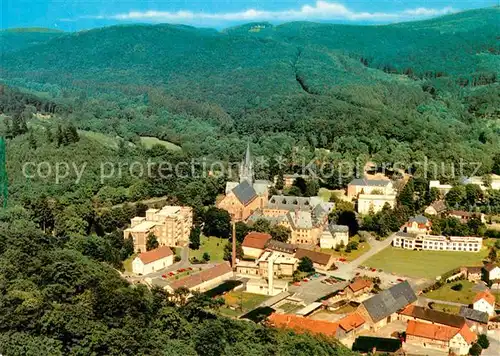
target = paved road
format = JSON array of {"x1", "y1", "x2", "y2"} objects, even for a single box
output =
[{"x1": 483, "y1": 330, "x2": 500, "y2": 356}]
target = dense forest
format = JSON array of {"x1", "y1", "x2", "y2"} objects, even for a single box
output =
[{"x1": 0, "y1": 8, "x2": 499, "y2": 355}]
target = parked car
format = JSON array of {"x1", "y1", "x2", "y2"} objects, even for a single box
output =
[
  {"x1": 161, "y1": 274, "x2": 167, "y2": 279},
  {"x1": 293, "y1": 282, "x2": 301, "y2": 286}
]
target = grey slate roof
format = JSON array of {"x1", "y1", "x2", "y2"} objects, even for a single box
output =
[
  {"x1": 362, "y1": 281, "x2": 417, "y2": 323},
  {"x1": 287, "y1": 211, "x2": 313, "y2": 229},
  {"x1": 459, "y1": 307, "x2": 489, "y2": 324},
  {"x1": 329, "y1": 224, "x2": 349, "y2": 233},
  {"x1": 266, "y1": 240, "x2": 297, "y2": 254},
  {"x1": 268, "y1": 195, "x2": 312, "y2": 211},
  {"x1": 408, "y1": 215, "x2": 429, "y2": 224},
  {"x1": 349, "y1": 178, "x2": 391, "y2": 187},
  {"x1": 403, "y1": 306, "x2": 465, "y2": 328},
  {"x1": 232, "y1": 180, "x2": 257, "y2": 206}
]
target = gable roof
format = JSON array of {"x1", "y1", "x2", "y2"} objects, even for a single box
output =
[
  {"x1": 242, "y1": 232, "x2": 272, "y2": 249},
  {"x1": 136, "y1": 246, "x2": 173, "y2": 265},
  {"x1": 463, "y1": 266, "x2": 483, "y2": 274},
  {"x1": 267, "y1": 195, "x2": 313, "y2": 212},
  {"x1": 348, "y1": 278, "x2": 373, "y2": 293},
  {"x1": 361, "y1": 281, "x2": 417, "y2": 323},
  {"x1": 294, "y1": 248, "x2": 333, "y2": 267},
  {"x1": 484, "y1": 263, "x2": 499, "y2": 272},
  {"x1": 406, "y1": 321, "x2": 458, "y2": 342},
  {"x1": 429, "y1": 200, "x2": 446, "y2": 213},
  {"x1": 408, "y1": 215, "x2": 429, "y2": 224},
  {"x1": 459, "y1": 307, "x2": 489, "y2": 324},
  {"x1": 473, "y1": 290, "x2": 495, "y2": 306},
  {"x1": 458, "y1": 324, "x2": 478, "y2": 344},
  {"x1": 168, "y1": 262, "x2": 233, "y2": 291},
  {"x1": 266, "y1": 239, "x2": 297, "y2": 254},
  {"x1": 329, "y1": 224, "x2": 349, "y2": 233},
  {"x1": 399, "y1": 305, "x2": 465, "y2": 328},
  {"x1": 267, "y1": 313, "x2": 339, "y2": 337},
  {"x1": 338, "y1": 313, "x2": 365, "y2": 332},
  {"x1": 232, "y1": 180, "x2": 257, "y2": 206}
]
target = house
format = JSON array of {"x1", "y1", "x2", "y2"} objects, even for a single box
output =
[
  {"x1": 357, "y1": 194, "x2": 397, "y2": 214},
  {"x1": 405, "y1": 320, "x2": 476, "y2": 355},
  {"x1": 424, "y1": 200, "x2": 447, "y2": 216},
  {"x1": 404, "y1": 215, "x2": 432, "y2": 235},
  {"x1": 357, "y1": 281, "x2": 417, "y2": 331},
  {"x1": 320, "y1": 224, "x2": 349, "y2": 249},
  {"x1": 459, "y1": 307, "x2": 489, "y2": 333},
  {"x1": 236, "y1": 251, "x2": 298, "y2": 278},
  {"x1": 217, "y1": 145, "x2": 268, "y2": 221},
  {"x1": 336, "y1": 313, "x2": 367, "y2": 340},
  {"x1": 132, "y1": 246, "x2": 174, "y2": 275},
  {"x1": 472, "y1": 290, "x2": 496, "y2": 316},
  {"x1": 392, "y1": 234, "x2": 482, "y2": 252},
  {"x1": 347, "y1": 178, "x2": 395, "y2": 199},
  {"x1": 241, "y1": 232, "x2": 272, "y2": 258},
  {"x1": 429, "y1": 180, "x2": 453, "y2": 196},
  {"x1": 345, "y1": 278, "x2": 373, "y2": 299},
  {"x1": 246, "y1": 277, "x2": 288, "y2": 296},
  {"x1": 461, "y1": 174, "x2": 500, "y2": 191},
  {"x1": 398, "y1": 305, "x2": 466, "y2": 329},
  {"x1": 294, "y1": 248, "x2": 336, "y2": 271},
  {"x1": 484, "y1": 263, "x2": 500, "y2": 282},
  {"x1": 165, "y1": 262, "x2": 233, "y2": 293},
  {"x1": 449, "y1": 210, "x2": 486, "y2": 224},
  {"x1": 267, "y1": 313, "x2": 340, "y2": 338},
  {"x1": 124, "y1": 205, "x2": 193, "y2": 253},
  {"x1": 460, "y1": 266, "x2": 483, "y2": 282}
]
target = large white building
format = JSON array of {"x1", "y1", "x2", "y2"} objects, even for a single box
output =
[
  {"x1": 393, "y1": 233, "x2": 482, "y2": 252},
  {"x1": 320, "y1": 224, "x2": 349, "y2": 249},
  {"x1": 357, "y1": 194, "x2": 396, "y2": 214},
  {"x1": 132, "y1": 246, "x2": 174, "y2": 275}
]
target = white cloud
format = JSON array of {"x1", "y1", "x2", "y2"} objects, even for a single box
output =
[{"x1": 83, "y1": 1, "x2": 456, "y2": 24}]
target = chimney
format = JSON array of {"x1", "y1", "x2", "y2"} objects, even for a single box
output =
[{"x1": 231, "y1": 219, "x2": 236, "y2": 268}]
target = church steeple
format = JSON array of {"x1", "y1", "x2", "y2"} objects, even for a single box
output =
[{"x1": 239, "y1": 142, "x2": 254, "y2": 185}]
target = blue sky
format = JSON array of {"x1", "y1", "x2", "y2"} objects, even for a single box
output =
[{"x1": 1, "y1": 0, "x2": 497, "y2": 31}]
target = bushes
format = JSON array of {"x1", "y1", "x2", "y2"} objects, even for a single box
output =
[
  {"x1": 477, "y1": 334, "x2": 489, "y2": 349},
  {"x1": 469, "y1": 343, "x2": 483, "y2": 356},
  {"x1": 451, "y1": 283, "x2": 463, "y2": 291}
]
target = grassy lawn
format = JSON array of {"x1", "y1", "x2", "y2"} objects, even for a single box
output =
[
  {"x1": 425, "y1": 280, "x2": 476, "y2": 304},
  {"x1": 429, "y1": 303, "x2": 461, "y2": 314},
  {"x1": 219, "y1": 291, "x2": 269, "y2": 317},
  {"x1": 123, "y1": 254, "x2": 137, "y2": 273},
  {"x1": 363, "y1": 247, "x2": 487, "y2": 279},
  {"x1": 189, "y1": 235, "x2": 226, "y2": 262},
  {"x1": 140, "y1": 136, "x2": 181, "y2": 151},
  {"x1": 279, "y1": 302, "x2": 302, "y2": 313},
  {"x1": 320, "y1": 235, "x2": 371, "y2": 261},
  {"x1": 330, "y1": 303, "x2": 358, "y2": 314}
]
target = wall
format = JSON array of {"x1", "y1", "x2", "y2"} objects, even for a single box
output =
[{"x1": 132, "y1": 255, "x2": 174, "y2": 275}]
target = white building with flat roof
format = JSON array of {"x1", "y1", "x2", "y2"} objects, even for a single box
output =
[{"x1": 393, "y1": 233, "x2": 482, "y2": 252}]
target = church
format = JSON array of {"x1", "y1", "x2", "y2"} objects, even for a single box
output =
[{"x1": 217, "y1": 144, "x2": 269, "y2": 221}]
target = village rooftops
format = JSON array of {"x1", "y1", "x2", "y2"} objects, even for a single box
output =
[
  {"x1": 242, "y1": 232, "x2": 272, "y2": 250},
  {"x1": 348, "y1": 278, "x2": 373, "y2": 293},
  {"x1": 294, "y1": 248, "x2": 332, "y2": 267},
  {"x1": 406, "y1": 320, "x2": 477, "y2": 344},
  {"x1": 168, "y1": 262, "x2": 232, "y2": 291},
  {"x1": 267, "y1": 313, "x2": 339, "y2": 337},
  {"x1": 349, "y1": 178, "x2": 391, "y2": 187},
  {"x1": 338, "y1": 313, "x2": 365, "y2": 332},
  {"x1": 399, "y1": 305, "x2": 465, "y2": 328},
  {"x1": 361, "y1": 281, "x2": 417, "y2": 323},
  {"x1": 137, "y1": 246, "x2": 173, "y2": 265},
  {"x1": 459, "y1": 307, "x2": 489, "y2": 324},
  {"x1": 265, "y1": 240, "x2": 297, "y2": 254},
  {"x1": 267, "y1": 195, "x2": 313, "y2": 211}
]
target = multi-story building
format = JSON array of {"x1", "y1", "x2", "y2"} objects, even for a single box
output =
[
  {"x1": 320, "y1": 224, "x2": 349, "y2": 249},
  {"x1": 236, "y1": 250, "x2": 298, "y2": 278},
  {"x1": 347, "y1": 178, "x2": 395, "y2": 199},
  {"x1": 404, "y1": 215, "x2": 432, "y2": 235},
  {"x1": 393, "y1": 233, "x2": 482, "y2": 252},
  {"x1": 357, "y1": 194, "x2": 396, "y2": 214},
  {"x1": 124, "y1": 205, "x2": 193, "y2": 252}
]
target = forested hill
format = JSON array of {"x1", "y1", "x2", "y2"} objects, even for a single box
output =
[
  {"x1": 0, "y1": 28, "x2": 65, "y2": 53},
  {"x1": 0, "y1": 8, "x2": 499, "y2": 174}
]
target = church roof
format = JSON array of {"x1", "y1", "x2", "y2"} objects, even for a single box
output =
[{"x1": 232, "y1": 180, "x2": 257, "y2": 206}]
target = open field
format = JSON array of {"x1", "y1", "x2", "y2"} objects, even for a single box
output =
[
  {"x1": 429, "y1": 303, "x2": 462, "y2": 314},
  {"x1": 139, "y1": 136, "x2": 181, "y2": 151},
  {"x1": 320, "y1": 235, "x2": 371, "y2": 261},
  {"x1": 219, "y1": 291, "x2": 269, "y2": 317},
  {"x1": 189, "y1": 235, "x2": 226, "y2": 262},
  {"x1": 79, "y1": 130, "x2": 121, "y2": 149},
  {"x1": 425, "y1": 280, "x2": 476, "y2": 304},
  {"x1": 363, "y1": 247, "x2": 488, "y2": 279}
]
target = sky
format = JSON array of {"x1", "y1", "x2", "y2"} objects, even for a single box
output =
[{"x1": 1, "y1": 0, "x2": 497, "y2": 31}]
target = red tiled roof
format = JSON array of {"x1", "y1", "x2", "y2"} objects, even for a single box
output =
[
  {"x1": 268, "y1": 313, "x2": 339, "y2": 337},
  {"x1": 473, "y1": 291, "x2": 495, "y2": 306},
  {"x1": 169, "y1": 262, "x2": 233, "y2": 291},
  {"x1": 348, "y1": 278, "x2": 373, "y2": 293},
  {"x1": 137, "y1": 246, "x2": 173, "y2": 264},
  {"x1": 242, "y1": 232, "x2": 272, "y2": 249},
  {"x1": 338, "y1": 313, "x2": 365, "y2": 332},
  {"x1": 406, "y1": 320, "x2": 476, "y2": 345}
]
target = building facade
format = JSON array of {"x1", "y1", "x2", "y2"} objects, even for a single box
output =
[
  {"x1": 347, "y1": 178, "x2": 395, "y2": 200},
  {"x1": 393, "y1": 234, "x2": 482, "y2": 252},
  {"x1": 320, "y1": 224, "x2": 349, "y2": 249},
  {"x1": 124, "y1": 205, "x2": 193, "y2": 252},
  {"x1": 132, "y1": 246, "x2": 174, "y2": 275}
]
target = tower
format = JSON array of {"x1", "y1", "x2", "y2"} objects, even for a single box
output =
[
  {"x1": 239, "y1": 143, "x2": 254, "y2": 185},
  {"x1": 0, "y1": 137, "x2": 7, "y2": 209}
]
